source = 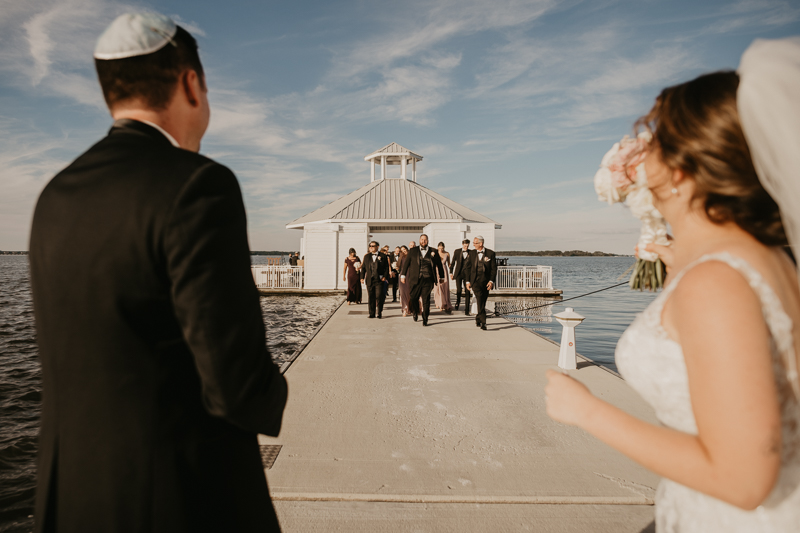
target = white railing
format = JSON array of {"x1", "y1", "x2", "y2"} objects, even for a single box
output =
[
  {"x1": 495, "y1": 265, "x2": 552, "y2": 290},
  {"x1": 251, "y1": 266, "x2": 304, "y2": 289}
]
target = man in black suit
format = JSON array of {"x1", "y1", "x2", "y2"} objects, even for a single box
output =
[
  {"x1": 465, "y1": 235, "x2": 497, "y2": 331},
  {"x1": 400, "y1": 234, "x2": 445, "y2": 326},
  {"x1": 450, "y1": 239, "x2": 472, "y2": 313},
  {"x1": 360, "y1": 241, "x2": 389, "y2": 318},
  {"x1": 28, "y1": 13, "x2": 287, "y2": 533}
]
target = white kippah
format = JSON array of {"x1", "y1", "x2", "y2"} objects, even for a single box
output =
[{"x1": 94, "y1": 12, "x2": 177, "y2": 60}]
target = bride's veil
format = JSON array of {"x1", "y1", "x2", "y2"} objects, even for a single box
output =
[
  {"x1": 738, "y1": 36, "x2": 800, "y2": 397},
  {"x1": 738, "y1": 37, "x2": 800, "y2": 274}
]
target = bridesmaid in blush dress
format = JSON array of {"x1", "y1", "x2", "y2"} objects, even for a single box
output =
[
  {"x1": 434, "y1": 242, "x2": 453, "y2": 313},
  {"x1": 343, "y1": 248, "x2": 362, "y2": 305},
  {"x1": 398, "y1": 246, "x2": 411, "y2": 316}
]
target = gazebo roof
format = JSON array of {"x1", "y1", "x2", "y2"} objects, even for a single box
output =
[
  {"x1": 287, "y1": 178, "x2": 499, "y2": 229},
  {"x1": 364, "y1": 142, "x2": 423, "y2": 162}
]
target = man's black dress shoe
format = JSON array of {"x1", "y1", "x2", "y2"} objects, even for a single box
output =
[
  {"x1": 423, "y1": 320, "x2": 429, "y2": 326},
  {"x1": 369, "y1": 316, "x2": 375, "y2": 319},
  {"x1": 465, "y1": 311, "x2": 471, "y2": 316},
  {"x1": 377, "y1": 315, "x2": 382, "y2": 319},
  {"x1": 480, "y1": 324, "x2": 487, "y2": 331},
  {"x1": 444, "y1": 308, "x2": 452, "y2": 315},
  {"x1": 413, "y1": 313, "x2": 418, "y2": 322},
  {"x1": 475, "y1": 321, "x2": 480, "y2": 327}
]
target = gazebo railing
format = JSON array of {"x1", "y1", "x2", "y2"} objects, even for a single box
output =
[
  {"x1": 251, "y1": 265, "x2": 304, "y2": 289},
  {"x1": 495, "y1": 265, "x2": 552, "y2": 290}
]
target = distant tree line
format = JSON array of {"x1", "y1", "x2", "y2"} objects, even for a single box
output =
[
  {"x1": 251, "y1": 251, "x2": 296, "y2": 255},
  {"x1": 498, "y1": 250, "x2": 623, "y2": 257},
  {"x1": 0, "y1": 251, "x2": 28, "y2": 255}
]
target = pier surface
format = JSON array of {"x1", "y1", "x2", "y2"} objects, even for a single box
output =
[{"x1": 260, "y1": 299, "x2": 660, "y2": 532}]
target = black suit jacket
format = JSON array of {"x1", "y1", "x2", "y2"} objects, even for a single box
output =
[
  {"x1": 466, "y1": 248, "x2": 498, "y2": 288},
  {"x1": 400, "y1": 247, "x2": 445, "y2": 287},
  {"x1": 29, "y1": 120, "x2": 287, "y2": 533},
  {"x1": 450, "y1": 248, "x2": 471, "y2": 278},
  {"x1": 360, "y1": 252, "x2": 389, "y2": 286}
]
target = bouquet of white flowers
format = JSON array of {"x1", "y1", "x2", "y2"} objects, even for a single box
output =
[{"x1": 594, "y1": 132, "x2": 668, "y2": 291}]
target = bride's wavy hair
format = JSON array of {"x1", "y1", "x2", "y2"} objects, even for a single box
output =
[{"x1": 636, "y1": 71, "x2": 787, "y2": 246}]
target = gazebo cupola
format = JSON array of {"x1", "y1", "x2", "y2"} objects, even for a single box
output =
[{"x1": 365, "y1": 142, "x2": 423, "y2": 182}]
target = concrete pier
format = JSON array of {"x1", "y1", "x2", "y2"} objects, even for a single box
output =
[{"x1": 260, "y1": 298, "x2": 660, "y2": 532}]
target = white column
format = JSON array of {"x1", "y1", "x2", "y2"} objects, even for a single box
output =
[
  {"x1": 412, "y1": 159, "x2": 417, "y2": 182},
  {"x1": 370, "y1": 158, "x2": 375, "y2": 182},
  {"x1": 401, "y1": 156, "x2": 407, "y2": 180},
  {"x1": 381, "y1": 156, "x2": 386, "y2": 180}
]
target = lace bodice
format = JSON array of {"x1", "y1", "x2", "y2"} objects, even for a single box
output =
[{"x1": 616, "y1": 253, "x2": 800, "y2": 532}]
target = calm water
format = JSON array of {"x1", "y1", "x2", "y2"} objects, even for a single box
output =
[
  {"x1": 0, "y1": 255, "x2": 340, "y2": 532},
  {"x1": 502, "y1": 256, "x2": 657, "y2": 372},
  {"x1": 0, "y1": 254, "x2": 653, "y2": 531}
]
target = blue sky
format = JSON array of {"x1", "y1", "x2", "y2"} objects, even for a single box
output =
[{"x1": 1, "y1": 0, "x2": 799, "y2": 253}]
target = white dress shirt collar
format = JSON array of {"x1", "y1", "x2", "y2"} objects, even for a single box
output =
[{"x1": 138, "y1": 119, "x2": 181, "y2": 148}]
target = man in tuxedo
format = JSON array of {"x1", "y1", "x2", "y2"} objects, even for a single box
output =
[
  {"x1": 450, "y1": 239, "x2": 471, "y2": 313},
  {"x1": 28, "y1": 13, "x2": 287, "y2": 533},
  {"x1": 360, "y1": 241, "x2": 389, "y2": 318},
  {"x1": 400, "y1": 234, "x2": 445, "y2": 326},
  {"x1": 465, "y1": 235, "x2": 497, "y2": 331}
]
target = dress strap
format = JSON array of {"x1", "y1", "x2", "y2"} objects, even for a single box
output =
[{"x1": 669, "y1": 252, "x2": 800, "y2": 399}]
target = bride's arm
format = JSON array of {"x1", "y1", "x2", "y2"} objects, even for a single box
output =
[{"x1": 546, "y1": 261, "x2": 782, "y2": 510}]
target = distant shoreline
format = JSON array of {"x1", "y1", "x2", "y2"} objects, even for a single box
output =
[
  {"x1": 2, "y1": 250, "x2": 629, "y2": 257},
  {"x1": 497, "y1": 250, "x2": 625, "y2": 257}
]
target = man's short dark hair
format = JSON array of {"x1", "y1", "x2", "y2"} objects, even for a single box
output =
[
  {"x1": 462, "y1": 239, "x2": 470, "y2": 245},
  {"x1": 95, "y1": 26, "x2": 204, "y2": 110},
  {"x1": 419, "y1": 234, "x2": 428, "y2": 239}
]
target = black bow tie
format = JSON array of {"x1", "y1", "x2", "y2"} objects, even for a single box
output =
[{"x1": 421, "y1": 247, "x2": 427, "y2": 252}]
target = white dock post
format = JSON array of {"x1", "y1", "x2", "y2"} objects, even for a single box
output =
[{"x1": 554, "y1": 307, "x2": 585, "y2": 370}]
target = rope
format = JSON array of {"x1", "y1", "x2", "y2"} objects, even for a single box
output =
[{"x1": 492, "y1": 281, "x2": 629, "y2": 317}]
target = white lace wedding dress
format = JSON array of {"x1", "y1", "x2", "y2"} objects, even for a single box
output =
[{"x1": 616, "y1": 252, "x2": 800, "y2": 532}]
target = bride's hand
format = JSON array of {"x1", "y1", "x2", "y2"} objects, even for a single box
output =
[
  {"x1": 635, "y1": 237, "x2": 675, "y2": 274},
  {"x1": 545, "y1": 370, "x2": 597, "y2": 427}
]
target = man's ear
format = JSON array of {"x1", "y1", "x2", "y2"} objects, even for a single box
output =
[{"x1": 181, "y1": 70, "x2": 202, "y2": 107}]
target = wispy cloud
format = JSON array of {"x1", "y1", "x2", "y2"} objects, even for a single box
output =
[{"x1": 704, "y1": 0, "x2": 800, "y2": 33}]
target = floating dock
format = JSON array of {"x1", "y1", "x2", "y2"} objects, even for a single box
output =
[{"x1": 260, "y1": 299, "x2": 659, "y2": 532}]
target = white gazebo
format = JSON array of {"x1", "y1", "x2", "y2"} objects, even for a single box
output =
[{"x1": 286, "y1": 143, "x2": 501, "y2": 290}]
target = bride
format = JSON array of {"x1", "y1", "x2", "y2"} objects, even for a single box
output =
[{"x1": 546, "y1": 38, "x2": 800, "y2": 531}]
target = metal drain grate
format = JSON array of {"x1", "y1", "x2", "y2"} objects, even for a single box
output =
[{"x1": 260, "y1": 445, "x2": 282, "y2": 469}]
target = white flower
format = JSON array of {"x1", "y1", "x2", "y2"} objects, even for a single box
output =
[
  {"x1": 625, "y1": 182, "x2": 656, "y2": 219},
  {"x1": 594, "y1": 167, "x2": 621, "y2": 204},
  {"x1": 637, "y1": 216, "x2": 670, "y2": 262}
]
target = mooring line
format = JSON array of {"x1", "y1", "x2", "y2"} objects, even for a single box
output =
[{"x1": 492, "y1": 281, "x2": 629, "y2": 317}]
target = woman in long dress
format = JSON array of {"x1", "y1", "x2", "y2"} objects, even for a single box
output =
[
  {"x1": 546, "y1": 47, "x2": 800, "y2": 532},
  {"x1": 398, "y1": 245, "x2": 411, "y2": 316},
  {"x1": 434, "y1": 242, "x2": 453, "y2": 312},
  {"x1": 342, "y1": 248, "x2": 362, "y2": 305}
]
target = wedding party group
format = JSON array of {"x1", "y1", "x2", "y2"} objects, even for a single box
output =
[
  {"x1": 24, "y1": 8, "x2": 800, "y2": 533},
  {"x1": 343, "y1": 235, "x2": 497, "y2": 329}
]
